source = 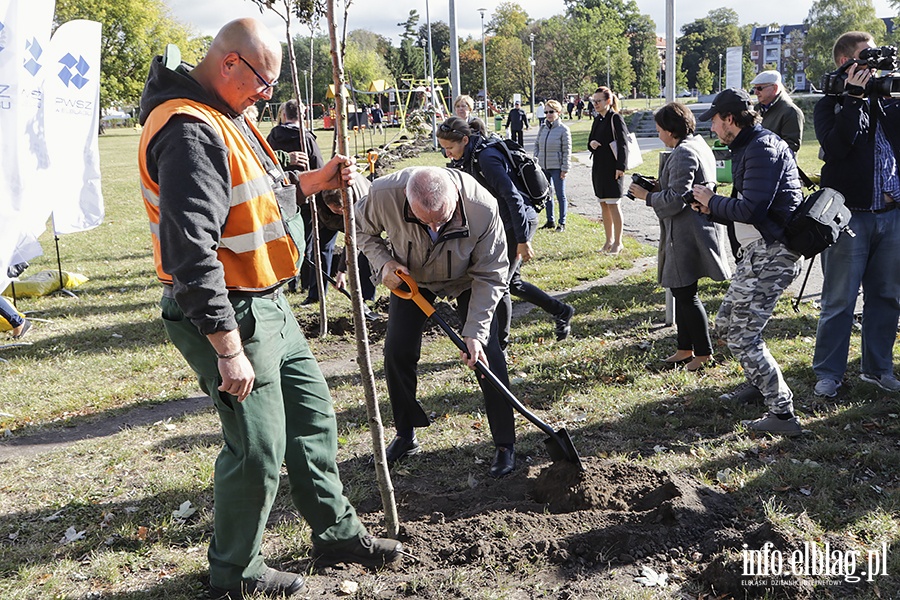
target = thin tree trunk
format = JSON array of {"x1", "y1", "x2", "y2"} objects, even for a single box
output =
[{"x1": 326, "y1": 0, "x2": 399, "y2": 538}]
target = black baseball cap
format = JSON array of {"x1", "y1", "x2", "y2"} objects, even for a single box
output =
[{"x1": 698, "y1": 88, "x2": 753, "y2": 121}]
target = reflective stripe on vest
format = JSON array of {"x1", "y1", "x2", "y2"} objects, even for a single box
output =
[{"x1": 138, "y1": 99, "x2": 300, "y2": 291}]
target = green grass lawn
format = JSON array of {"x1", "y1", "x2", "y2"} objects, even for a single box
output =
[{"x1": 0, "y1": 126, "x2": 897, "y2": 599}]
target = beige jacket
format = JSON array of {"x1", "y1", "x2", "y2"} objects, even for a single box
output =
[{"x1": 356, "y1": 168, "x2": 509, "y2": 344}]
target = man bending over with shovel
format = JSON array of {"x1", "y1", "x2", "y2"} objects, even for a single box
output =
[{"x1": 356, "y1": 166, "x2": 517, "y2": 477}]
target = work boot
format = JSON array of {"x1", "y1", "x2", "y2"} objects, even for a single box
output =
[
  {"x1": 740, "y1": 412, "x2": 802, "y2": 437},
  {"x1": 209, "y1": 567, "x2": 306, "y2": 599},
  {"x1": 312, "y1": 533, "x2": 403, "y2": 568},
  {"x1": 555, "y1": 304, "x2": 575, "y2": 341}
]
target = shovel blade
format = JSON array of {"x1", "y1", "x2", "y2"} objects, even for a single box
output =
[{"x1": 544, "y1": 428, "x2": 584, "y2": 472}]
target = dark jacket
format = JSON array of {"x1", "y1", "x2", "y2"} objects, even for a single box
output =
[
  {"x1": 588, "y1": 110, "x2": 628, "y2": 198},
  {"x1": 815, "y1": 95, "x2": 900, "y2": 209},
  {"x1": 757, "y1": 90, "x2": 804, "y2": 153},
  {"x1": 453, "y1": 134, "x2": 536, "y2": 245},
  {"x1": 707, "y1": 124, "x2": 802, "y2": 245},
  {"x1": 266, "y1": 123, "x2": 324, "y2": 172},
  {"x1": 505, "y1": 107, "x2": 529, "y2": 131},
  {"x1": 139, "y1": 56, "x2": 297, "y2": 334}
]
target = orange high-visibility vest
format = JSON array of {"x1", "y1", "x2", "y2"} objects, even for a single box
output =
[{"x1": 139, "y1": 98, "x2": 300, "y2": 291}]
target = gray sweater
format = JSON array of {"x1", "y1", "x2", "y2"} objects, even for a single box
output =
[
  {"x1": 533, "y1": 120, "x2": 571, "y2": 172},
  {"x1": 644, "y1": 134, "x2": 731, "y2": 289}
]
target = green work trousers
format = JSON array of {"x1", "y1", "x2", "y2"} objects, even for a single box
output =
[{"x1": 161, "y1": 292, "x2": 365, "y2": 589}]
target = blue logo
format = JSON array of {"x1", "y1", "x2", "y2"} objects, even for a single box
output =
[
  {"x1": 0, "y1": 21, "x2": 6, "y2": 53},
  {"x1": 58, "y1": 53, "x2": 91, "y2": 89},
  {"x1": 24, "y1": 37, "x2": 43, "y2": 75}
]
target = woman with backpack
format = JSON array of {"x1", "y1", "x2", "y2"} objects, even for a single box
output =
[
  {"x1": 436, "y1": 116, "x2": 575, "y2": 342},
  {"x1": 588, "y1": 86, "x2": 629, "y2": 254},
  {"x1": 533, "y1": 99, "x2": 571, "y2": 232}
]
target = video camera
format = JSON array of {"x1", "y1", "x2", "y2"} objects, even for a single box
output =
[
  {"x1": 821, "y1": 45, "x2": 900, "y2": 98},
  {"x1": 626, "y1": 173, "x2": 657, "y2": 200}
]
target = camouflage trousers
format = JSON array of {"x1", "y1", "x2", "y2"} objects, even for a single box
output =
[{"x1": 715, "y1": 239, "x2": 802, "y2": 414}]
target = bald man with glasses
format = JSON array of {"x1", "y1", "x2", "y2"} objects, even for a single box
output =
[{"x1": 138, "y1": 18, "x2": 402, "y2": 599}]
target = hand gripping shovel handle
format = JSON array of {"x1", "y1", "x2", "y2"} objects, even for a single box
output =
[{"x1": 392, "y1": 271, "x2": 583, "y2": 470}]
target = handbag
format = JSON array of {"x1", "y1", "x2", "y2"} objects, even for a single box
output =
[{"x1": 611, "y1": 131, "x2": 643, "y2": 170}]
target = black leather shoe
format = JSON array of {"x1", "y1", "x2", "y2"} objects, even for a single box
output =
[
  {"x1": 541, "y1": 221, "x2": 556, "y2": 229},
  {"x1": 209, "y1": 567, "x2": 306, "y2": 599},
  {"x1": 489, "y1": 447, "x2": 516, "y2": 478},
  {"x1": 385, "y1": 435, "x2": 421, "y2": 465}
]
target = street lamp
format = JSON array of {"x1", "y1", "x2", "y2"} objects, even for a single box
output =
[
  {"x1": 479, "y1": 8, "x2": 488, "y2": 119},
  {"x1": 529, "y1": 33, "x2": 535, "y2": 115},
  {"x1": 606, "y1": 45, "x2": 611, "y2": 88},
  {"x1": 718, "y1": 53, "x2": 723, "y2": 92}
]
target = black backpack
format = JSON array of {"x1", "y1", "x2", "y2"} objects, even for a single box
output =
[
  {"x1": 782, "y1": 187, "x2": 854, "y2": 258},
  {"x1": 472, "y1": 138, "x2": 550, "y2": 212}
]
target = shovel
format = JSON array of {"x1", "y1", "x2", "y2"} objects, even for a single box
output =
[{"x1": 391, "y1": 271, "x2": 583, "y2": 471}]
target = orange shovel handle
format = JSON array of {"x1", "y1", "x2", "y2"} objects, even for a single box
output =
[{"x1": 391, "y1": 271, "x2": 436, "y2": 318}]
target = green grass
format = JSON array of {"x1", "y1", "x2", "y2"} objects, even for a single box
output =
[{"x1": 0, "y1": 127, "x2": 898, "y2": 599}]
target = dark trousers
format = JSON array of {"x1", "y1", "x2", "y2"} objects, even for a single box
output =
[
  {"x1": 671, "y1": 281, "x2": 712, "y2": 356},
  {"x1": 510, "y1": 128, "x2": 524, "y2": 146},
  {"x1": 496, "y1": 220, "x2": 568, "y2": 350},
  {"x1": 383, "y1": 288, "x2": 515, "y2": 446}
]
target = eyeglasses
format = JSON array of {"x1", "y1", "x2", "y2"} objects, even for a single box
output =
[
  {"x1": 237, "y1": 54, "x2": 278, "y2": 92},
  {"x1": 753, "y1": 84, "x2": 773, "y2": 92}
]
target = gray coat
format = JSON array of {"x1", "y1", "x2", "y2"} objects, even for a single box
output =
[
  {"x1": 644, "y1": 134, "x2": 731, "y2": 289},
  {"x1": 533, "y1": 120, "x2": 571, "y2": 172}
]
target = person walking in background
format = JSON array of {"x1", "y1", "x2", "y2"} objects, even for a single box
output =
[
  {"x1": 750, "y1": 70, "x2": 804, "y2": 154},
  {"x1": 370, "y1": 103, "x2": 384, "y2": 134},
  {"x1": 356, "y1": 167, "x2": 516, "y2": 477},
  {"x1": 505, "y1": 101, "x2": 529, "y2": 146},
  {"x1": 588, "y1": 86, "x2": 628, "y2": 254},
  {"x1": 566, "y1": 98, "x2": 575, "y2": 120},
  {"x1": 437, "y1": 116, "x2": 576, "y2": 343},
  {"x1": 628, "y1": 103, "x2": 731, "y2": 372},
  {"x1": 812, "y1": 31, "x2": 900, "y2": 398},
  {"x1": 575, "y1": 97, "x2": 585, "y2": 120},
  {"x1": 535, "y1": 101, "x2": 546, "y2": 127},
  {"x1": 454, "y1": 94, "x2": 476, "y2": 122},
  {"x1": 137, "y1": 18, "x2": 402, "y2": 599},
  {"x1": 533, "y1": 99, "x2": 571, "y2": 232},
  {"x1": 690, "y1": 89, "x2": 803, "y2": 435}
]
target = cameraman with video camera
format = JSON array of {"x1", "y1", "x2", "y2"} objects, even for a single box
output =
[{"x1": 812, "y1": 31, "x2": 900, "y2": 398}]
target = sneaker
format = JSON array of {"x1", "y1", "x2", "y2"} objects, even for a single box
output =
[
  {"x1": 541, "y1": 221, "x2": 556, "y2": 229},
  {"x1": 555, "y1": 304, "x2": 575, "y2": 341},
  {"x1": 556, "y1": 223, "x2": 566, "y2": 232},
  {"x1": 740, "y1": 412, "x2": 802, "y2": 436},
  {"x1": 209, "y1": 567, "x2": 306, "y2": 599},
  {"x1": 814, "y1": 378, "x2": 842, "y2": 398},
  {"x1": 11, "y1": 319, "x2": 31, "y2": 339},
  {"x1": 718, "y1": 382, "x2": 764, "y2": 404},
  {"x1": 312, "y1": 533, "x2": 403, "y2": 569},
  {"x1": 859, "y1": 373, "x2": 900, "y2": 392}
]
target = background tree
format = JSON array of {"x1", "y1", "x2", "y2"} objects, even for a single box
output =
[
  {"x1": 344, "y1": 30, "x2": 393, "y2": 95},
  {"x1": 627, "y1": 13, "x2": 660, "y2": 98},
  {"x1": 485, "y1": 35, "x2": 530, "y2": 105},
  {"x1": 417, "y1": 21, "x2": 451, "y2": 83},
  {"x1": 803, "y1": 0, "x2": 886, "y2": 85},
  {"x1": 53, "y1": 0, "x2": 204, "y2": 109},
  {"x1": 457, "y1": 37, "x2": 484, "y2": 98},
  {"x1": 677, "y1": 8, "x2": 742, "y2": 89},
  {"x1": 488, "y1": 1, "x2": 529, "y2": 37},
  {"x1": 695, "y1": 58, "x2": 714, "y2": 95}
]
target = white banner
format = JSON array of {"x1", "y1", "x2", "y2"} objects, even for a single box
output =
[
  {"x1": 726, "y1": 46, "x2": 743, "y2": 91},
  {"x1": 43, "y1": 18, "x2": 103, "y2": 234},
  {"x1": 0, "y1": 0, "x2": 56, "y2": 274}
]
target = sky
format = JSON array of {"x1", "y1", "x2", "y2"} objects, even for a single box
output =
[{"x1": 162, "y1": 0, "x2": 897, "y2": 44}]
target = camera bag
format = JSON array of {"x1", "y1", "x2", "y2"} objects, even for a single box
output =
[
  {"x1": 473, "y1": 138, "x2": 551, "y2": 212},
  {"x1": 782, "y1": 187, "x2": 853, "y2": 258}
]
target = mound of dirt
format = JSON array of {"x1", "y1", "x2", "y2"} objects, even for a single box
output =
[{"x1": 339, "y1": 456, "x2": 759, "y2": 598}]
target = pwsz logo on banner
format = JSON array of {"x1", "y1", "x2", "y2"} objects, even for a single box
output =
[{"x1": 55, "y1": 53, "x2": 93, "y2": 115}]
